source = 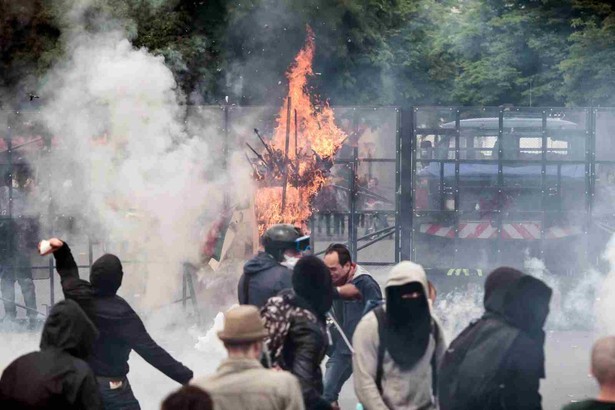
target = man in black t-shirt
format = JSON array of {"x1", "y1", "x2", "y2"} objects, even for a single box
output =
[{"x1": 563, "y1": 336, "x2": 615, "y2": 410}]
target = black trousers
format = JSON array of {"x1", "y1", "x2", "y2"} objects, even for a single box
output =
[{"x1": 97, "y1": 376, "x2": 141, "y2": 410}]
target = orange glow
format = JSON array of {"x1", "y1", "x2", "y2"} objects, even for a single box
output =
[{"x1": 254, "y1": 27, "x2": 346, "y2": 234}]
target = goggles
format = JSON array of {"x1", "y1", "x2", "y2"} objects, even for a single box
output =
[{"x1": 295, "y1": 235, "x2": 311, "y2": 252}]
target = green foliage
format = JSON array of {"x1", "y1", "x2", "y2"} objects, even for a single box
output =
[{"x1": 2, "y1": 0, "x2": 615, "y2": 107}]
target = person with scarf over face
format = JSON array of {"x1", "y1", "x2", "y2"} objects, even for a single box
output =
[
  {"x1": 438, "y1": 267, "x2": 552, "y2": 410},
  {"x1": 40, "y1": 238, "x2": 193, "y2": 410},
  {"x1": 261, "y1": 255, "x2": 335, "y2": 410},
  {"x1": 0, "y1": 299, "x2": 102, "y2": 409},
  {"x1": 352, "y1": 261, "x2": 447, "y2": 410}
]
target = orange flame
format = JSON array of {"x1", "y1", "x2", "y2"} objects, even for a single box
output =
[{"x1": 255, "y1": 27, "x2": 346, "y2": 234}]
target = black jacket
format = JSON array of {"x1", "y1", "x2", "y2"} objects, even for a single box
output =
[
  {"x1": 238, "y1": 251, "x2": 292, "y2": 308},
  {"x1": 280, "y1": 292, "x2": 331, "y2": 410},
  {"x1": 438, "y1": 274, "x2": 552, "y2": 410},
  {"x1": 53, "y1": 243, "x2": 193, "y2": 383},
  {"x1": 0, "y1": 299, "x2": 103, "y2": 409}
]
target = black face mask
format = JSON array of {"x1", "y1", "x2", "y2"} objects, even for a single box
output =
[{"x1": 384, "y1": 282, "x2": 432, "y2": 369}]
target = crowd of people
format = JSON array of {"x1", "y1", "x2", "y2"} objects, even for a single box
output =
[{"x1": 0, "y1": 224, "x2": 614, "y2": 409}]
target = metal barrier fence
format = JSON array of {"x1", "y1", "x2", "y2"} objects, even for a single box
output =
[{"x1": 2, "y1": 106, "x2": 615, "y2": 318}]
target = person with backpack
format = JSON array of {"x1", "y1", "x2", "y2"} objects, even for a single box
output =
[
  {"x1": 261, "y1": 255, "x2": 335, "y2": 410},
  {"x1": 322, "y1": 243, "x2": 382, "y2": 407},
  {"x1": 352, "y1": 261, "x2": 446, "y2": 410},
  {"x1": 438, "y1": 267, "x2": 552, "y2": 410}
]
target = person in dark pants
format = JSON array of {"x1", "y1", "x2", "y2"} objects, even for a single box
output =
[
  {"x1": 42, "y1": 238, "x2": 193, "y2": 410},
  {"x1": 0, "y1": 171, "x2": 39, "y2": 325},
  {"x1": 0, "y1": 299, "x2": 103, "y2": 409},
  {"x1": 322, "y1": 244, "x2": 382, "y2": 407}
]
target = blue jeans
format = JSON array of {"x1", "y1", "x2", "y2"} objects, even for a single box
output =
[
  {"x1": 98, "y1": 377, "x2": 140, "y2": 410},
  {"x1": 323, "y1": 353, "x2": 353, "y2": 403}
]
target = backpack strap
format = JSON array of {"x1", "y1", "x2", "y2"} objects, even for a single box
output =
[
  {"x1": 431, "y1": 320, "x2": 440, "y2": 397},
  {"x1": 373, "y1": 306, "x2": 387, "y2": 394}
]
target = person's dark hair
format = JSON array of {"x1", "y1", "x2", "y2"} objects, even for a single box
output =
[
  {"x1": 325, "y1": 243, "x2": 352, "y2": 266},
  {"x1": 161, "y1": 385, "x2": 214, "y2": 410},
  {"x1": 292, "y1": 255, "x2": 333, "y2": 316}
]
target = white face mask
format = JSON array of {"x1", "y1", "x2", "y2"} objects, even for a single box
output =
[{"x1": 281, "y1": 255, "x2": 300, "y2": 269}]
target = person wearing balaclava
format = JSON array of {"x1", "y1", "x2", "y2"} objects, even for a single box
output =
[
  {"x1": 0, "y1": 299, "x2": 102, "y2": 409},
  {"x1": 261, "y1": 255, "x2": 334, "y2": 410},
  {"x1": 352, "y1": 261, "x2": 447, "y2": 410},
  {"x1": 40, "y1": 238, "x2": 193, "y2": 410},
  {"x1": 438, "y1": 267, "x2": 553, "y2": 410}
]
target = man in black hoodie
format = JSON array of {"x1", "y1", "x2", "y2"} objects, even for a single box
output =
[
  {"x1": 41, "y1": 238, "x2": 193, "y2": 410},
  {"x1": 0, "y1": 299, "x2": 102, "y2": 409},
  {"x1": 438, "y1": 267, "x2": 552, "y2": 410}
]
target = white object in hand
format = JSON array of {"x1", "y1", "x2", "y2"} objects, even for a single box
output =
[{"x1": 39, "y1": 240, "x2": 52, "y2": 255}]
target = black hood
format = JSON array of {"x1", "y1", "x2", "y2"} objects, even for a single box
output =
[
  {"x1": 484, "y1": 266, "x2": 524, "y2": 315},
  {"x1": 484, "y1": 267, "x2": 552, "y2": 339},
  {"x1": 243, "y1": 251, "x2": 281, "y2": 275},
  {"x1": 40, "y1": 299, "x2": 99, "y2": 359},
  {"x1": 292, "y1": 255, "x2": 333, "y2": 317},
  {"x1": 90, "y1": 254, "x2": 123, "y2": 296}
]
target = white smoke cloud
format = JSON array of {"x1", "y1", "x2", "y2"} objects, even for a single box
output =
[{"x1": 596, "y1": 234, "x2": 615, "y2": 334}]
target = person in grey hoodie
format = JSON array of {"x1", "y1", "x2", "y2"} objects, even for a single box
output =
[{"x1": 352, "y1": 261, "x2": 447, "y2": 410}]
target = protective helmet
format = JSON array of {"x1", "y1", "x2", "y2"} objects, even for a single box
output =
[{"x1": 262, "y1": 224, "x2": 310, "y2": 262}]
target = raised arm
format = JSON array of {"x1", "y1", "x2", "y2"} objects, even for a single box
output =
[{"x1": 44, "y1": 239, "x2": 93, "y2": 301}]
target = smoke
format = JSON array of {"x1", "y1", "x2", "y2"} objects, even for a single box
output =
[
  {"x1": 26, "y1": 1, "x2": 251, "y2": 308},
  {"x1": 596, "y1": 234, "x2": 615, "y2": 334}
]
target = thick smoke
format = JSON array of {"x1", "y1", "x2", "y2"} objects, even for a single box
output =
[{"x1": 34, "y1": 3, "x2": 251, "y2": 308}]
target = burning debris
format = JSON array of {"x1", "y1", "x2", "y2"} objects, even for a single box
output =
[{"x1": 246, "y1": 27, "x2": 347, "y2": 234}]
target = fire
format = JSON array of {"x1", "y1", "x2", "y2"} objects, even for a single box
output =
[{"x1": 253, "y1": 27, "x2": 346, "y2": 234}]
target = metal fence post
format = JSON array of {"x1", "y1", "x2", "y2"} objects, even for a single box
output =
[{"x1": 399, "y1": 108, "x2": 413, "y2": 261}]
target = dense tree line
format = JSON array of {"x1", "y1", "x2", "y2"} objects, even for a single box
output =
[{"x1": 1, "y1": 0, "x2": 614, "y2": 107}]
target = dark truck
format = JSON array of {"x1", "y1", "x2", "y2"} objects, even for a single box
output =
[{"x1": 409, "y1": 114, "x2": 613, "y2": 279}]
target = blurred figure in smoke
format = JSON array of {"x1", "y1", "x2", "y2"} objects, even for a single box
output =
[
  {"x1": 261, "y1": 256, "x2": 335, "y2": 410},
  {"x1": 0, "y1": 299, "x2": 102, "y2": 409},
  {"x1": 562, "y1": 336, "x2": 615, "y2": 410},
  {"x1": 161, "y1": 386, "x2": 214, "y2": 410},
  {"x1": 41, "y1": 238, "x2": 193, "y2": 410},
  {"x1": 192, "y1": 305, "x2": 304, "y2": 410},
  {"x1": 438, "y1": 267, "x2": 552, "y2": 410},
  {"x1": 352, "y1": 261, "x2": 446, "y2": 410},
  {"x1": 0, "y1": 167, "x2": 39, "y2": 327},
  {"x1": 239, "y1": 224, "x2": 360, "y2": 309},
  {"x1": 322, "y1": 244, "x2": 382, "y2": 407}
]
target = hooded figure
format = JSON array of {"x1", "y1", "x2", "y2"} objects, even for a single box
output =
[
  {"x1": 0, "y1": 300, "x2": 103, "y2": 409},
  {"x1": 438, "y1": 267, "x2": 552, "y2": 410},
  {"x1": 48, "y1": 240, "x2": 193, "y2": 410},
  {"x1": 352, "y1": 261, "x2": 447, "y2": 410},
  {"x1": 261, "y1": 255, "x2": 334, "y2": 410}
]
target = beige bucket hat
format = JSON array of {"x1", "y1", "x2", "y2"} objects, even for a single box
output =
[{"x1": 217, "y1": 305, "x2": 269, "y2": 343}]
